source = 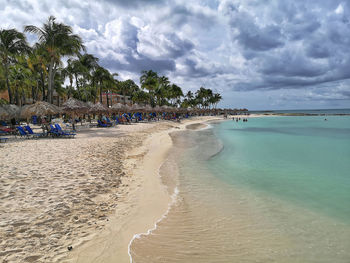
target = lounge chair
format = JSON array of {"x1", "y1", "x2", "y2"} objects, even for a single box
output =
[
  {"x1": 25, "y1": 125, "x2": 45, "y2": 137},
  {"x1": 17, "y1": 126, "x2": 40, "y2": 139},
  {"x1": 97, "y1": 119, "x2": 107, "y2": 127},
  {"x1": 0, "y1": 137, "x2": 8, "y2": 143},
  {"x1": 47, "y1": 124, "x2": 60, "y2": 137},
  {"x1": 105, "y1": 117, "x2": 113, "y2": 126},
  {"x1": 54, "y1": 124, "x2": 76, "y2": 138}
]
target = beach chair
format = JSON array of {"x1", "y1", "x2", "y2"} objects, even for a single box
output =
[
  {"x1": 97, "y1": 120, "x2": 108, "y2": 127},
  {"x1": 0, "y1": 137, "x2": 8, "y2": 143},
  {"x1": 115, "y1": 116, "x2": 121, "y2": 125},
  {"x1": 25, "y1": 125, "x2": 45, "y2": 137},
  {"x1": 105, "y1": 117, "x2": 113, "y2": 126},
  {"x1": 32, "y1": 115, "x2": 38, "y2": 125},
  {"x1": 54, "y1": 124, "x2": 76, "y2": 138},
  {"x1": 47, "y1": 124, "x2": 60, "y2": 137},
  {"x1": 17, "y1": 126, "x2": 39, "y2": 139}
]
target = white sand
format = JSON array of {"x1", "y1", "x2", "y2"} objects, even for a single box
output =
[{"x1": 0, "y1": 116, "x2": 222, "y2": 263}]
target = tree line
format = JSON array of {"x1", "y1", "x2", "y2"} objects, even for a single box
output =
[{"x1": 0, "y1": 16, "x2": 222, "y2": 108}]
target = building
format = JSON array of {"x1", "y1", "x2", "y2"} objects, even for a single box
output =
[{"x1": 101, "y1": 92, "x2": 132, "y2": 107}]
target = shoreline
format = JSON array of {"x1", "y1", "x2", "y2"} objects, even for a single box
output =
[{"x1": 65, "y1": 116, "x2": 222, "y2": 263}]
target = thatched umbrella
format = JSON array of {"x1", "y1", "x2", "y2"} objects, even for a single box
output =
[
  {"x1": 154, "y1": 106, "x2": 162, "y2": 112},
  {"x1": 61, "y1": 98, "x2": 88, "y2": 113},
  {"x1": 144, "y1": 105, "x2": 153, "y2": 112},
  {"x1": 61, "y1": 98, "x2": 88, "y2": 130},
  {"x1": 20, "y1": 101, "x2": 60, "y2": 118},
  {"x1": 89, "y1": 102, "x2": 108, "y2": 114},
  {"x1": 160, "y1": 105, "x2": 170, "y2": 112},
  {"x1": 0, "y1": 106, "x2": 9, "y2": 119},
  {"x1": 2, "y1": 104, "x2": 20, "y2": 119},
  {"x1": 110, "y1": 103, "x2": 125, "y2": 113},
  {"x1": 131, "y1": 103, "x2": 144, "y2": 112}
]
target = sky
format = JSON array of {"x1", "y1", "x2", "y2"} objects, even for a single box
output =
[{"x1": 1, "y1": 0, "x2": 350, "y2": 110}]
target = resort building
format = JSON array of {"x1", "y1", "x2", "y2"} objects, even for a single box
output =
[{"x1": 100, "y1": 92, "x2": 132, "y2": 107}]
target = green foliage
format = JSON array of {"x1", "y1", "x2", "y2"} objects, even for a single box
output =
[{"x1": 0, "y1": 16, "x2": 223, "y2": 109}]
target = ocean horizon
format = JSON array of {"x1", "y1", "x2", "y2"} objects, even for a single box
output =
[
  {"x1": 249, "y1": 108, "x2": 350, "y2": 115},
  {"x1": 130, "y1": 115, "x2": 350, "y2": 262}
]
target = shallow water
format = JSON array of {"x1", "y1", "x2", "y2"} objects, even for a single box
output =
[{"x1": 130, "y1": 116, "x2": 350, "y2": 262}]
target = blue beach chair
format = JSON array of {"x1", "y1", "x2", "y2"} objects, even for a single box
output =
[
  {"x1": 97, "y1": 120, "x2": 108, "y2": 127},
  {"x1": 105, "y1": 117, "x2": 113, "y2": 126},
  {"x1": 17, "y1": 126, "x2": 40, "y2": 139},
  {"x1": 54, "y1": 124, "x2": 76, "y2": 138},
  {"x1": 25, "y1": 125, "x2": 45, "y2": 137},
  {"x1": 0, "y1": 137, "x2": 8, "y2": 143}
]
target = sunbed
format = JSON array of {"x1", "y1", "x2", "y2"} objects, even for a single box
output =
[
  {"x1": 17, "y1": 126, "x2": 40, "y2": 139},
  {"x1": 24, "y1": 125, "x2": 45, "y2": 137},
  {"x1": 97, "y1": 120, "x2": 108, "y2": 127},
  {"x1": 54, "y1": 124, "x2": 76, "y2": 138},
  {"x1": 105, "y1": 117, "x2": 113, "y2": 126},
  {"x1": 0, "y1": 137, "x2": 8, "y2": 143}
]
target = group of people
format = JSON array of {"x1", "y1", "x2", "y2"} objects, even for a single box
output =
[{"x1": 233, "y1": 117, "x2": 248, "y2": 122}]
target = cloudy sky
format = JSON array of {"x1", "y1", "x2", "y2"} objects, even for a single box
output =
[{"x1": 1, "y1": 0, "x2": 350, "y2": 110}]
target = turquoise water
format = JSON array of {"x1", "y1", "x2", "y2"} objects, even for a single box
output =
[
  {"x1": 209, "y1": 116, "x2": 350, "y2": 223},
  {"x1": 131, "y1": 116, "x2": 350, "y2": 262},
  {"x1": 250, "y1": 108, "x2": 350, "y2": 115}
]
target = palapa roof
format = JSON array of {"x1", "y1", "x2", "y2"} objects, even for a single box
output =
[
  {"x1": 153, "y1": 106, "x2": 162, "y2": 112},
  {"x1": 20, "y1": 101, "x2": 60, "y2": 118},
  {"x1": 0, "y1": 106, "x2": 9, "y2": 119},
  {"x1": 110, "y1": 103, "x2": 126, "y2": 112},
  {"x1": 1, "y1": 104, "x2": 20, "y2": 119},
  {"x1": 144, "y1": 105, "x2": 153, "y2": 112},
  {"x1": 89, "y1": 102, "x2": 108, "y2": 113},
  {"x1": 61, "y1": 98, "x2": 88, "y2": 113},
  {"x1": 130, "y1": 103, "x2": 144, "y2": 111}
]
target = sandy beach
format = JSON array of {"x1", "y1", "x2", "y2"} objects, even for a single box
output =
[{"x1": 0, "y1": 116, "x2": 221, "y2": 263}]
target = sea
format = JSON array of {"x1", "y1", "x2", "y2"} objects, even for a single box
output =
[{"x1": 130, "y1": 111, "x2": 350, "y2": 262}]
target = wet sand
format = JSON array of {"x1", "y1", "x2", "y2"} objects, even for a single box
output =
[{"x1": 0, "y1": 116, "x2": 221, "y2": 263}]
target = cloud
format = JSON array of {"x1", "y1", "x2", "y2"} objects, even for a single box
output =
[{"x1": 1, "y1": 0, "x2": 350, "y2": 109}]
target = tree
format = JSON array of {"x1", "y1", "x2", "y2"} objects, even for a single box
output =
[
  {"x1": 167, "y1": 84, "x2": 183, "y2": 106},
  {"x1": 132, "y1": 89, "x2": 149, "y2": 105},
  {"x1": 195, "y1": 86, "x2": 213, "y2": 108},
  {"x1": 0, "y1": 28, "x2": 29, "y2": 103},
  {"x1": 155, "y1": 76, "x2": 170, "y2": 106},
  {"x1": 27, "y1": 44, "x2": 48, "y2": 103},
  {"x1": 117, "y1": 79, "x2": 139, "y2": 104},
  {"x1": 92, "y1": 66, "x2": 113, "y2": 104},
  {"x1": 9, "y1": 60, "x2": 32, "y2": 106},
  {"x1": 140, "y1": 70, "x2": 158, "y2": 106},
  {"x1": 25, "y1": 16, "x2": 85, "y2": 104}
]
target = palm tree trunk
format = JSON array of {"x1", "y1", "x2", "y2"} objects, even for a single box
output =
[
  {"x1": 99, "y1": 82, "x2": 103, "y2": 103},
  {"x1": 106, "y1": 91, "x2": 110, "y2": 107},
  {"x1": 40, "y1": 71, "x2": 45, "y2": 101},
  {"x1": 48, "y1": 58, "x2": 54, "y2": 104},
  {"x1": 32, "y1": 85, "x2": 35, "y2": 103},
  {"x1": 5, "y1": 63, "x2": 13, "y2": 104},
  {"x1": 15, "y1": 85, "x2": 19, "y2": 106}
]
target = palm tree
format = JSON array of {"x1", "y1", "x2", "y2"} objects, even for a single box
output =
[
  {"x1": 211, "y1": 93, "x2": 222, "y2": 109},
  {"x1": 140, "y1": 70, "x2": 158, "y2": 106},
  {"x1": 27, "y1": 44, "x2": 48, "y2": 102},
  {"x1": 132, "y1": 90, "x2": 149, "y2": 105},
  {"x1": 92, "y1": 66, "x2": 112, "y2": 104},
  {"x1": 9, "y1": 61, "x2": 32, "y2": 106},
  {"x1": 168, "y1": 84, "x2": 183, "y2": 106},
  {"x1": 117, "y1": 79, "x2": 139, "y2": 105},
  {"x1": 25, "y1": 16, "x2": 85, "y2": 104},
  {"x1": 0, "y1": 29, "x2": 29, "y2": 103},
  {"x1": 155, "y1": 76, "x2": 170, "y2": 106}
]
